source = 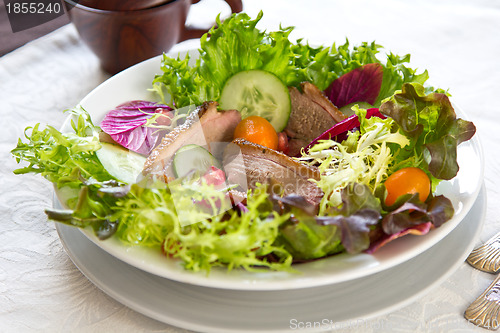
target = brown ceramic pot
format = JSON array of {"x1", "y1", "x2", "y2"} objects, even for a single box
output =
[
  {"x1": 63, "y1": 0, "x2": 243, "y2": 74},
  {"x1": 77, "y1": 0, "x2": 174, "y2": 11}
]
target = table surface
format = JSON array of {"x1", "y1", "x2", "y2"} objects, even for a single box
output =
[{"x1": 1, "y1": 0, "x2": 500, "y2": 332}]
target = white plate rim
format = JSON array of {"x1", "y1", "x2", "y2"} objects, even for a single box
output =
[{"x1": 58, "y1": 44, "x2": 485, "y2": 290}]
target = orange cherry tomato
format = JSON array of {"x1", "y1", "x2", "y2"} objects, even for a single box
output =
[
  {"x1": 384, "y1": 167, "x2": 431, "y2": 206},
  {"x1": 233, "y1": 116, "x2": 278, "y2": 150}
]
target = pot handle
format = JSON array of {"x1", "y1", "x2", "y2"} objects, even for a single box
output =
[{"x1": 180, "y1": 0, "x2": 243, "y2": 41}]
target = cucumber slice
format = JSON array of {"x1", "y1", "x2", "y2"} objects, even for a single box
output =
[
  {"x1": 339, "y1": 102, "x2": 373, "y2": 116},
  {"x1": 96, "y1": 142, "x2": 147, "y2": 184},
  {"x1": 173, "y1": 144, "x2": 220, "y2": 179},
  {"x1": 219, "y1": 69, "x2": 291, "y2": 132}
]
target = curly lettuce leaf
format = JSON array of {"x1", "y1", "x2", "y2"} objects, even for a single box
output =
[
  {"x1": 374, "y1": 53, "x2": 430, "y2": 105},
  {"x1": 12, "y1": 109, "x2": 296, "y2": 271},
  {"x1": 292, "y1": 40, "x2": 381, "y2": 91},
  {"x1": 153, "y1": 11, "x2": 297, "y2": 108},
  {"x1": 380, "y1": 82, "x2": 476, "y2": 180},
  {"x1": 11, "y1": 107, "x2": 123, "y2": 238},
  {"x1": 153, "y1": 12, "x2": 430, "y2": 111},
  {"x1": 161, "y1": 185, "x2": 293, "y2": 272},
  {"x1": 300, "y1": 107, "x2": 408, "y2": 211},
  {"x1": 304, "y1": 108, "x2": 384, "y2": 151},
  {"x1": 12, "y1": 107, "x2": 108, "y2": 188}
]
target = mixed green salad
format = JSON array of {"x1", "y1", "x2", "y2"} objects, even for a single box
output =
[{"x1": 12, "y1": 12, "x2": 476, "y2": 273}]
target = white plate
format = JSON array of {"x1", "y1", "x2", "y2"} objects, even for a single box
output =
[
  {"x1": 60, "y1": 45, "x2": 484, "y2": 290},
  {"x1": 56, "y1": 185, "x2": 486, "y2": 333}
]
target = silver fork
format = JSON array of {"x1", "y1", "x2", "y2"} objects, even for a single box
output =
[
  {"x1": 465, "y1": 232, "x2": 500, "y2": 330},
  {"x1": 465, "y1": 274, "x2": 500, "y2": 330}
]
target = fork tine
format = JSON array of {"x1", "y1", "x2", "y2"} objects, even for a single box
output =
[{"x1": 467, "y1": 232, "x2": 500, "y2": 273}]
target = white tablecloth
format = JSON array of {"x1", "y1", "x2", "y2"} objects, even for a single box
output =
[{"x1": 1, "y1": 0, "x2": 500, "y2": 331}]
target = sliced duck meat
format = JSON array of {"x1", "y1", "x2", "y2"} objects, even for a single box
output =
[
  {"x1": 223, "y1": 138, "x2": 323, "y2": 206},
  {"x1": 287, "y1": 138, "x2": 308, "y2": 158},
  {"x1": 301, "y1": 82, "x2": 346, "y2": 122},
  {"x1": 143, "y1": 101, "x2": 241, "y2": 179},
  {"x1": 285, "y1": 82, "x2": 346, "y2": 156}
]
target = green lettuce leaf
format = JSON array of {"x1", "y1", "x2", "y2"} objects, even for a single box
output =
[
  {"x1": 292, "y1": 40, "x2": 381, "y2": 91},
  {"x1": 279, "y1": 213, "x2": 342, "y2": 260},
  {"x1": 45, "y1": 185, "x2": 119, "y2": 239},
  {"x1": 11, "y1": 107, "x2": 106, "y2": 187},
  {"x1": 374, "y1": 53, "x2": 430, "y2": 105},
  {"x1": 273, "y1": 194, "x2": 342, "y2": 261},
  {"x1": 153, "y1": 12, "x2": 431, "y2": 110},
  {"x1": 153, "y1": 11, "x2": 297, "y2": 108}
]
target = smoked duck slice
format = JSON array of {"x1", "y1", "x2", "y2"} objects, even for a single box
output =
[
  {"x1": 223, "y1": 138, "x2": 323, "y2": 206},
  {"x1": 143, "y1": 101, "x2": 241, "y2": 179},
  {"x1": 285, "y1": 82, "x2": 346, "y2": 156}
]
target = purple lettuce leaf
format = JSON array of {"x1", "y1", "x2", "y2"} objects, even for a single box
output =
[
  {"x1": 381, "y1": 193, "x2": 454, "y2": 235},
  {"x1": 316, "y1": 183, "x2": 382, "y2": 254},
  {"x1": 100, "y1": 100, "x2": 172, "y2": 155},
  {"x1": 324, "y1": 63, "x2": 383, "y2": 108},
  {"x1": 365, "y1": 194, "x2": 453, "y2": 254},
  {"x1": 365, "y1": 222, "x2": 432, "y2": 254},
  {"x1": 316, "y1": 209, "x2": 381, "y2": 254},
  {"x1": 424, "y1": 195, "x2": 455, "y2": 228},
  {"x1": 381, "y1": 194, "x2": 429, "y2": 234},
  {"x1": 272, "y1": 193, "x2": 318, "y2": 216}
]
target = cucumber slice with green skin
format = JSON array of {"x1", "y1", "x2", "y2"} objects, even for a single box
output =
[
  {"x1": 96, "y1": 143, "x2": 147, "y2": 184},
  {"x1": 219, "y1": 69, "x2": 291, "y2": 132},
  {"x1": 173, "y1": 144, "x2": 221, "y2": 179}
]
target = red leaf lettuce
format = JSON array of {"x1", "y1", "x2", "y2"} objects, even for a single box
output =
[
  {"x1": 379, "y1": 83, "x2": 476, "y2": 180},
  {"x1": 324, "y1": 63, "x2": 383, "y2": 108},
  {"x1": 316, "y1": 183, "x2": 382, "y2": 254}
]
